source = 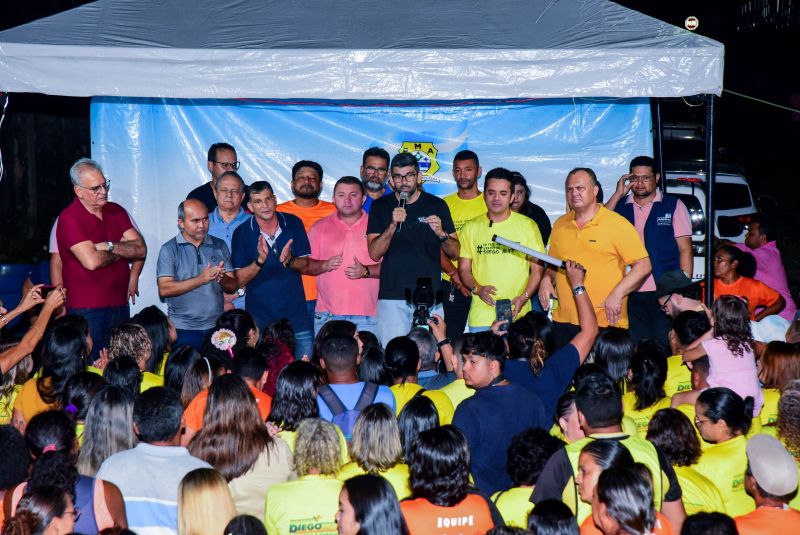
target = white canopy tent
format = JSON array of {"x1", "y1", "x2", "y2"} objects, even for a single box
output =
[
  {"x1": 0, "y1": 0, "x2": 723, "y2": 100},
  {"x1": 0, "y1": 0, "x2": 725, "y2": 310}
]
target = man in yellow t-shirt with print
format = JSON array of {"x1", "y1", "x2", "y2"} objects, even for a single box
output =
[
  {"x1": 458, "y1": 167, "x2": 544, "y2": 331},
  {"x1": 441, "y1": 150, "x2": 488, "y2": 340}
]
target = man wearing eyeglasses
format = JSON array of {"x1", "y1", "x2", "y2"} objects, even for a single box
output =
[
  {"x1": 367, "y1": 152, "x2": 459, "y2": 345},
  {"x1": 55, "y1": 158, "x2": 147, "y2": 360},
  {"x1": 359, "y1": 146, "x2": 393, "y2": 213},
  {"x1": 187, "y1": 142, "x2": 244, "y2": 212},
  {"x1": 604, "y1": 155, "x2": 693, "y2": 350},
  {"x1": 208, "y1": 171, "x2": 250, "y2": 310}
]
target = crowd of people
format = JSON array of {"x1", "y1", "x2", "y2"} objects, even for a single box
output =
[{"x1": 0, "y1": 143, "x2": 799, "y2": 535}]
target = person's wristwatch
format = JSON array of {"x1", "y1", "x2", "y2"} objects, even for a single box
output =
[
  {"x1": 471, "y1": 285, "x2": 480, "y2": 295},
  {"x1": 362, "y1": 266, "x2": 370, "y2": 278},
  {"x1": 107, "y1": 241, "x2": 115, "y2": 253},
  {"x1": 438, "y1": 234, "x2": 449, "y2": 243},
  {"x1": 282, "y1": 254, "x2": 295, "y2": 268},
  {"x1": 572, "y1": 285, "x2": 586, "y2": 296},
  {"x1": 254, "y1": 257, "x2": 266, "y2": 268},
  {"x1": 437, "y1": 337, "x2": 452, "y2": 349}
]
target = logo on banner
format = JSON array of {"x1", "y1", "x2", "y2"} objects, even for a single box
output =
[{"x1": 400, "y1": 142, "x2": 440, "y2": 176}]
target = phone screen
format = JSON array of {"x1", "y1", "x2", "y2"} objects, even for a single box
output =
[
  {"x1": 40, "y1": 285, "x2": 58, "y2": 298},
  {"x1": 495, "y1": 299, "x2": 513, "y2": 332}
]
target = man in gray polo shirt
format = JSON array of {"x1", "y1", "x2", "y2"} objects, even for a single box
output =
[{"x1": 157, "y1": 199, "x2": 238, "y2": 348}]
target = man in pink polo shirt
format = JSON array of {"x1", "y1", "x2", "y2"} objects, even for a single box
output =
[
  {"x1": 306, "y1": 176, "x2": 381, "y2": 335},
  {"x1": 605, "y1": 155, "x2": 693, "y2": 349},
  {"x1": 56, "y1": 158, "x2": 147, "y2": 359},
  {"x1": 734, "y1": 215, "x2": 797, "y2": 322}
]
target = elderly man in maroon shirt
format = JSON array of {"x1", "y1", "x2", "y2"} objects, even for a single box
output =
[{"x1": 56, "y1": 158, "x2": 147, "y2": 359}]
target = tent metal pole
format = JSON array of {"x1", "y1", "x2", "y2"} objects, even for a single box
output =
[
  {"x1": 651, "y1": 98, "x2": 665, "y2": 192},
  {"x1": 704, "y1": 94, "x2": 716, "y2": 307}
]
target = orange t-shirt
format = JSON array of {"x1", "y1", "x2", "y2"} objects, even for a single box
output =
[
  {"x1": 736, "y1": 506, "x2": 800, "y2": 535},
  {"x1": 580, "y1": 511, "x2": 674, "y2": 535},
  {"x1": 184, "y1": 384, "x2": 272, "y2": 432},
  {"x1": 277, "y1": 200, "x2": 336, "y2": 301},
  {"x1": 400, "y1": 494, "x2": 494, "y2": 535},
  {"x1": 714, "y1": 277, "x2": 780, "y2": 319}
]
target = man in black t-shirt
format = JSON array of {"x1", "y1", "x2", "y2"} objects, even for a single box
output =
[
  {"x1": 187, "y1": 142, "x2": 249, "y2": 211},
  {"x1": 366, "y1": 152, "x2": 458, "y2": 345}
]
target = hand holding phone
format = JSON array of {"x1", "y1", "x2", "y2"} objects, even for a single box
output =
[{"x1": 495, "y1": 299, "x2": 513, "y2": 332}]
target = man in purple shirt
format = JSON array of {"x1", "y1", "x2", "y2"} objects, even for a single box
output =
[{"x1": 735, "y1": 215, "x2": 797, "y2": 321}]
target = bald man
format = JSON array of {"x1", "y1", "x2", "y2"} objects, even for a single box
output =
[{"x1": 157, "y1": 199, "x2": 238, "y2": 349}]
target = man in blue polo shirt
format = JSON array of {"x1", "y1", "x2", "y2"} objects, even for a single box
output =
[
  {"x1": 231, "y1": 181, "x2": 313, "y2": 359},
  {"x1": 157, "y1": 199, "x2": 238, "y2": 349},
  {"x1": 208, "y1": 171, "x2": 250, "y2": 310}
]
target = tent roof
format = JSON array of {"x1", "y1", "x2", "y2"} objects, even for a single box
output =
[{"x1": 0, "y1": 0, "x2": 724, "y2": 100}]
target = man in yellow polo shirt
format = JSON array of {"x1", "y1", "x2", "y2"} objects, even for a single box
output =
[
  {"x1": 459, "y1": 167, "x2": 544, "y2": 331},
  {"x1": 539, "y1": 167, "x2": 651, "y2": 349},
  {"x1": 441, "y1": 150, "x2": 488, "y2": 339}
]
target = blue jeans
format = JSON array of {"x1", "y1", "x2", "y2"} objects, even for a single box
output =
[
  {"x1": 69, "y1": 305, "x2": 130, "y2": 361},
  {"x1": 376, "y1": 299, "x2": 444, "y2": 347},
  {"x1": 294, "y1": 329, "x2": 314, "y2": 361},
  {"x1": 175, "y1": 328, "x2": 210, "y2": 350},
  {"x1": 314, "y1": 310, "x2": 378, "y2": 336}
]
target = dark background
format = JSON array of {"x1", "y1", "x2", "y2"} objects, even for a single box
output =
[{"x1": 1, "y1": 1, "x2": 798, "y2": 287}]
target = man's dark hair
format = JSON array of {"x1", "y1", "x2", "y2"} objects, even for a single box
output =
[
  {"x1": 507, "y1": 428, "x2": 565, "y2": 486},
  {"x1": 207, "y1": 142, "x2": 236, "y2": 162},
  {"x1": 453, "y1": 149, "x2": 479, "y2": 167},
  {"x1": 574, "y1": 371, "x2": 622, "y2": 428},
  {"x1": 0, "y1": 425, "x2": 30, "y2": 489},
  {"x1": 362, "y1": 147, "x2": 390, "y2": 167},
  {"x1": 692, "y1": 355, "x2": 710, "y2": 378},
  {"x1": 390, "y1": 152, "x2": 419, "y2": 173},
  {"x1": 292, "y1": 160, "x2": 323, "y2": 181},
  {"x1": 461, "y1": 331, "x2": 508, "y2": 371},
  {"x1": 566, "y1": 167, "x2": 599, "y2": 187},
  {"x1": 674, "y1": 281, "x2": 703, "y2": 301},
  {"x1": 133, "y1": 387, "x2": 184, "y2": 443},
  {"x1": 629, "y1": 156, "x2": 657, "y2": 174},
  {"x1": 249, "y1": 180, "x2": 274, "y2": 195},
  {"x1": 319, "y1": 333, "x2": 359, "y2": 373},
  {"x1": 680, "y1": 512, "x2": 738, "y2": 535},
  {"x1": 334, "y1": 176, "x2": 365, "y2": 195},
  {"x1": 215, "y1": 171, "x2": 245, "y2": 190},
  {"x1": 484, "y1": 167, "x2": 514, "y2": 188},
  {"x1": 751, "y1": 213, "x2": 777, "y2": 242},
  {"x1": 672, "y1": 311, "x2": 711, "y2": 347},
  {"x1": 231, "y1": 347, "x2": 268, "y2": 383}
]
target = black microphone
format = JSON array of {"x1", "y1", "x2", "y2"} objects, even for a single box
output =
[{"x1": 398, "y1": 191, "x2": 409, "y2": 231}]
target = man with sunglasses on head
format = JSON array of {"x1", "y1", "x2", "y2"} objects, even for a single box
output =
[
  {"x1": 56, "y1": 157, "x2": 147, "y2": 360},
  {"x1": 367, "y1": 152, "x2": 459, "y2": 346},
  {"x1": 604, "y1": 155, "x2": 693, "y2": 350},
  {"x1": 187, "y1": 142, "x2": 247, "y2": 212}
]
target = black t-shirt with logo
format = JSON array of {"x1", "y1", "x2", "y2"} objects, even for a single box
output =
[{"x1": 367, "y1": 191, "x2": 455, "y2": 301}]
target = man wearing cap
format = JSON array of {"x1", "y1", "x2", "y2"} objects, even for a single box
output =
[
  {"x1": 656, "y1": 270, "x2": 789, "y2": 344},
  {"x1": 605, "y1": 155, "x2": 693, "y2": 350},
  {"x1": 735, "y1": 434, "x2": 800, "y2": 534}
]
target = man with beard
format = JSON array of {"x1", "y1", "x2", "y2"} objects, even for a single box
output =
[
  {"x1": 359, "y1": 147, "x2": 393, "y2": 213},
  {"x1": 367, "y1": 152, "x2": 459, "y2": 345},
  {"x1": 277, "y1": 160, "x2": 336, "y2": 321},
  {"x1": 605, "y1": 156, "x2": 692, "y2": 349},
  {"x1": 457, "y1": 167, "x2": 544, "y2": 331},
  {"x1": 440, "y1": 150, "x2": 488, "y2": 339}
]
